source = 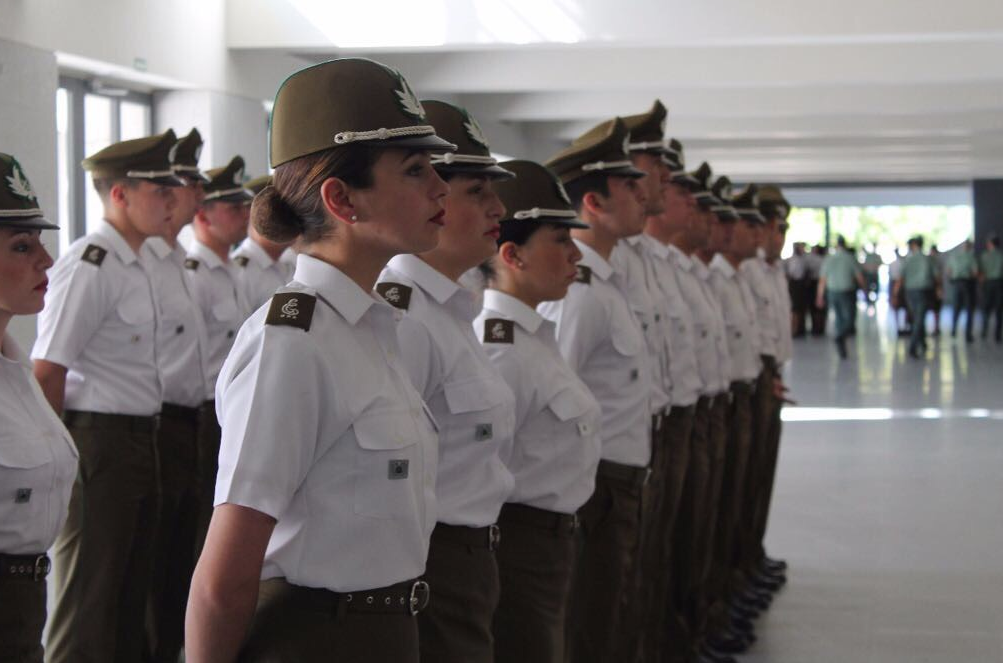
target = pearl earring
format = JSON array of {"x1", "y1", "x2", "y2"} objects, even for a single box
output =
[{"x1": 351, "y1": 214, "x2": 358, "y2": 221}]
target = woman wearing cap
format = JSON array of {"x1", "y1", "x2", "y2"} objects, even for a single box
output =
[
  {"x1": 374, "y1": 100, "x2": 516, "y2": 663},
  {"x1": 0, "y1": 154, "x2": 77, "y2": 663},
  {"x1": 184, "y1": 58, "x2": 453, "y2": 663},
  {"x1": 473, "y1": 160, "x2": 602, "y2": 663}
]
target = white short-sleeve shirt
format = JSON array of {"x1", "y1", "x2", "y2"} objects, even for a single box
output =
[
  {"x1": 1, "y1": 334, "x2": 78, "y2": 555},
  {"x1": 740, "y1": 255, "x2": 781, "y2": 359},
  {"x1": 231, "y1": 238, "x2": 296, "y2": 311},
  {"x1": 709, "y1": 254, "x2": 762, "y2": 383},
  {"x1": 184, "y1": 240, "x2": 252, "y2": 399},
  {"x1": 692, "y1": 256, "x2": 733, "y2": 394},
  {"x1": 378, "y1": 255, "x2": 515, "y2": 528},
  {"x1": 767, "y1": 260, "x2": 794, "y2": 365},
  {"x1": 538, "y1": 240, "x2": 653, "y2": 468},
  {"x1": 32, "y1": 220, "x2": 163, "y2": 415},
  {"x1": 142, "y1": 237, "x2": 209, "y2": 408},
  {"x1": 475, "y1": 290, "x2": 602, "y2": 515},
  {"x1": 215, "y1": 254, "x2": 439, "y2": 593}
]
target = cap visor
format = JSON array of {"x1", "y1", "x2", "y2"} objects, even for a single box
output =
[
  {"x1": 607, "y1": 164, "x2": 648, "y2": 179},
  {"x1": 207, "y1": 189, "x2": 254, "y2": 204},
  {"x1": 433, "y1": 163, "x2": 516, "y2": 181},
  {"x1": 145, "y1": 174, "x2": 187, "y2": 187},
  {"x1": 0, "y1": 214, "x2": 59, "y2": 230},
  {"x1": 738, "y1": 212, "x2": 766, "y2": 224},
  {"x1": 383, "y1": 133, "x2": 458, "y2": 153}
]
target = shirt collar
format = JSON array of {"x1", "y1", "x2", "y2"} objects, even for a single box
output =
[
  {"x1": 233, "y1": 237, "x2": 276, "y2": 269},
  {"x1": 666, "y1": 242, "x2": 694, "y2": 269},
  {"x1": 574, "y1": 239, "x2": 614, "y2": 281},
  {"x1": 143, "y1": 236, "x2": 173, "y2": 260},
  {"x1": 625, "y1": 233, "x2": 644, "y2": 247},
  {"x1": 96, "y1": 220, "x2": 139, "y2": 265},
  {"x1": 482, "y1": 289, "x2": 544, "y2": 334},
  {"x1": 641, "y1": 234, "x2": 670, "y2": 259},
  {"x1": 0, "y1": 333, "x2": 29, "y2": 368},
  {"x1": 387, "y1": 254, "x2": 461, "y2": 305},
  {"x1": 710, "y1": 252, "x2": 736, "y2": 277},
  {"x1": 190, "y1": 239, "x2": 226, "y2": 270},
  {"x1": 293, "y1": 254, "x2": 382, "y2": 327}
]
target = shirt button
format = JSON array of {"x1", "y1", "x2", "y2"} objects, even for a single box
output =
[
  {"x1": 227, "y1": 330, "x2": 235, "y2": 339},
  {"x1": 175, "y1": 325, "x2": 184, "y2": 335},
  {"x1": 131, "y1": 334, "x2": 141, "y2": 343}
]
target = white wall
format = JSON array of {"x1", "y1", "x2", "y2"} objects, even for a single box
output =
[{"x1": 0, "y1": 38, "x2": 59, "y2": 350}]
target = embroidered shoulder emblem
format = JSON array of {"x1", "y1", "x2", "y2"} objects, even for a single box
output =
[
  {"x1": 376, "y1": 282, "x2": 412, "y2": 310},
  {"x1": 575, "y1": 265, "x2": 592, "y2": 285},
  {"x1": 483, "y1": 318, "x2": 514, "y2": 344},
  {"x1": 81, "y1": 244, "x2": 107, "y2": 267},
  {"x1": 234, "y1": 256, "x2": 249, "y2": 268},
  {"x1": 184, "y1": 258, "x2": 200, "y2": 271},
  {"x1": 265, "y1": 292, "x2": 316, "y2": 331}
]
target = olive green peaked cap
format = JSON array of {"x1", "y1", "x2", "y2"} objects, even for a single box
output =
[
  {"x1": 269, "y1": 58, "x2": 457, "y2": 168},
  {"x1": 203, "y1": 156, "x2": 253, "y2": 203},
  {"x1": 494, "y1": 160, "x2": 588, "y2": 228},
  {"x1": 665, "y1": 138, "x2": 699, "y2": 187},
  {"x1": 0, "y1": 153, "x2": 57, "y2": 229},
  {"x1": 623, "y1": 100, "x2": 668, "y2": 154},
  {"x1": 757, "y1": 184, "x2": 791, "y2": 221},
  {"x1": 422, "y1": 100, "x2": 514, "y2": 179},
  {"x1": 171, "y1": 128, "x2": 210, "y2": 183},
  {"x1": 689, "y1": 162, "x2": 722, "y2": 211},
  {"x1": 711, "y1": 176, "x2": 739, "y2": 221},
  {"x1": 546, "y1": 117, "x2": 646, "y2": 185},
  {"x1": 245, "y1": 175, "x2": 272, "y2": 196},
  {"x1": 732, "y1": 184, "x2": 766, "y2": 224},
  {"x1": 82, "y1": 130, "x2": 185, "y2": 186}
]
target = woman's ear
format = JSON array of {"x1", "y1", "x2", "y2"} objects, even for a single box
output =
[
  {"x1": 498, "y1": 241, "x2": 523, "y2": 270},
  {"x1": 319, "y1": 177, "x2": 357, "y2": 225}
]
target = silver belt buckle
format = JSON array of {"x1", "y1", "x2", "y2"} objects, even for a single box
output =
[
  {"x1": 488, "y1": 524, "x2": 502, "y2": 551},
  {"x1": 408, "y1": 580, "x2": 430, "y2": 615},
  {"x1": 33, "y1": 555, "x2": 50, "y2": 581}
]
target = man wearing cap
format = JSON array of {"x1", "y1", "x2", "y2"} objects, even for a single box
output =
[
  {"x1": 946, "y1": 239, "x2": 979, "y2": 342},
  {"x1": 31, "y1": 131, "x2": 184, "y2": 663},
  {"x1": 537, "y1": 117, "x2": 653, "y2": 663},
  {"x1": 816, "y1": 235, "x2": 865, "y2": 359},
  {"x1": 231, "y1": 175, "x2": 297, "y2": 310},
  {"x1": 142, "y1": 127, "x2": 212, "y2": 663},
  {"x1": 184, "y1": 155, "x2": 254, "y2": 553},
  {"x1": 980, "y1": 235, "x2": 1003, "y2": 342}
]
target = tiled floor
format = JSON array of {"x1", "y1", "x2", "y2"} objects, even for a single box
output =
[{"x1": 745, "y1": 304, "x2": 1003, "y2": 662}]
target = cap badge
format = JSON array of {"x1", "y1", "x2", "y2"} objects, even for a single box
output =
[
  {"x1": 659, "y1": 118, "x2": 667, "y2": 135},
  {"x1": 464, "y1": 115, "x2": 490, "y2": 149},
  {"x1": 722, "y1": 184, "x2": 733, "y2": 200},
  {"x1": 5, "y1": 160, "x2": 36, "y2": 201},
  {"x1": 556, "y1": 180, "x2": 572, "y2": 206},
  {"x1": 622, "y1": 134, "x2": 631, "y2": 156},
  {"x1": 394, "y1": 74, "x2": 425, "y2": 121},
  {"x1": 777, "y1": 204, "x2": 788, "y2": 217},
  {"x1": 233, "y1": 167, "x2": 244, "y2": 186},
  {"x1": 194, "y1": 145, "x2": 202, "y2": 162},
  {"x1": 168, "y1": 141, "x2": 180, "y2": 165},
  {"x1": 751, "y1": 193, "x2": 760, "y2": 207}
]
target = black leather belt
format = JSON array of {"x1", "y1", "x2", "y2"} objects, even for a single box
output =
[
  {"x1": 433, "y1": 523, "x2": 501, "y2": 551},
  {"x1": 730, "y1": 381, "x2": 754, "y2": 395},
  {"x1": 160, "y1": 402, "x2": 200, "y2": 424},
  {"x1": 63, "y1": 410, "x2": 158, "y2": 432},
  {"x1": 272, "y1": 578, "x2": 430, "y2": 616},
  {"x1": 597, "y1": 459, "x2": 651, "y2": 489},
  {"x1": 0, "y1": 553, "x2": 50, "y2": 581},
  {"x1": 499, "y1": 503, "x2": 579, "y2": 537}
]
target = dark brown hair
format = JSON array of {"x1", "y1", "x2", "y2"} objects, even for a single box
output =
[{"x1": 252, "y1": 145, "x2": 379, "y2": 244}]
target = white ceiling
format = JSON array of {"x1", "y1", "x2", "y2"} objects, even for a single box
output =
[{"x1": 228, "y1": 0, "x2": 1003, "y2": 184}]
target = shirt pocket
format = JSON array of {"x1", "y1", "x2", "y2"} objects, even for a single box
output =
[
  {"x1": 442, "y1": 374, "x2": 515, "y2": 444},
  {"x1": 610, "y1": 315, "x2": 643, "y2": 357},
  {"x1": 352, "y1": 411, "x2": 421, "y2": 520},
  {"x1": 0, "y1": 436, "x2": 53, "y2": 540}
]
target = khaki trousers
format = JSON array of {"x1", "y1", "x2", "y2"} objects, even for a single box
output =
[
  {"x1": 0, "y1": 575, "x2": 46, "y2": 663},
  {"x1": 240, "y1": 578, "x2": 420, "y2": 663},
  {"x1": 493, "y1": 504, "x2": 578, "y2": 663},
  {"x1": 566, "y1": 463, "x2": 644, "y2": 663},
  {"x1": 46, "y1": 412, "x2": 160, "y2": 663},
  {"x1": 193, "y1": 401, "x2": 220, "y2": 559},
  {"x1": 749, "y1": 358, "x2": 783, "y2": 572}
]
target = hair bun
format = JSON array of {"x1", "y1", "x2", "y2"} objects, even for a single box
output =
[{"x1": 251, "y1": 184, "x2": 305, "y2": 243}]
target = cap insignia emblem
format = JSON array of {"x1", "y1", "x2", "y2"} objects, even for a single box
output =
[
  {"x1": 233, "y1": 167, "x2": 244, "y2": 186},
  {"x1": 659, "y1": 118, "x2": 667, "y2": 135},
  {"x1": 483, "y1": 318, "x2": 514, "y2": 344},
  {"x1": 751, "y1": 193, "x2": 760, "y2": 207},
  {"x1": 394, "y1": 74, "x2": 425, "y2": 121},
  {"x1": 722, "y1": 184, "x2": 733, "y2": 200},
  {"x1": 556, "y1": 180, "x2": 572, "y2": 206},
  {"x1": 622, "y1": 134, "x2": 631, "y2": 156},
  {"x1": 168, "y1": 141, "x2": 180, "y2": 165},
  {"x1": 777, "y1": 205, "x2": 788, "y2": 218},
  {"x1": 194, "y1": 144, "x2": 202, "y2": 162},
  {"x1": 5, "y1": 160, "x2": 36, "y2": 201},
  {"x1": 464, "y1": 115, "x2": 490, "y2": 149}
]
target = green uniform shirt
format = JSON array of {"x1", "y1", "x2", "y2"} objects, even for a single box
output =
[
  {"x1": 820, "y1": 250, "x2": 860, "y2": 291},
  {"x1": 980, "y1": 250, "x2": 1003, "y2": 280},
  {"x1": 901, "y1": 252, "x2": 935, "y2": 289},
  {"x1": 947, "y1": 251, "x2": 978, "y2": 279}
]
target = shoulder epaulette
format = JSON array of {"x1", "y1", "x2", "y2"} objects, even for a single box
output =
[
  {"x1": 376, "y1": 282, "x2": 413, "y2": 310},
  {"x1": 81, "y1": 244, "x2": 107, "y2": 267},
  {"x1": 234, "y1": 256, "x2": 249, "y2": 268},
  {"x1": 575, "y1": 265, "x2": 592, "y2": 285},
  {"x1": 265, "y1": 292, "x2": 316, "y2": 331},
  {"x1": 483, "y1": 318, "x2": 515, "y2": 344},
  {"x1": 184, "y1": 258, "x2": 200, "y2": 271}
]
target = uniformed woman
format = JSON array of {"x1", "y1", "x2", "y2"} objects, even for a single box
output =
[
  {"x1": 184, "y1": 58, "x2": 454, "y2": 663},
  {"x1": 374, "y1": 100, "x2": 516, "y2": 663},
  {"x1": 473, "y1": 160, "x2": 602, "y2": 663},
  {"x1": 0, "y1": 153, "x2": 78, "y2": 663}
]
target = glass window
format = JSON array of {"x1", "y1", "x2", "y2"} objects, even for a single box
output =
[
  {"x1": 56, "y1": 88, "x2": 72, "y2": 253},
  {"x1": 782, "y1": 207, "x2": 827, "y2": 258},
  {"x1": 120, "y1": 101, "x2": 150, "y2": 141},
  {"x1": 84, "y1": 94, "x2": 114, "y2": 235}
]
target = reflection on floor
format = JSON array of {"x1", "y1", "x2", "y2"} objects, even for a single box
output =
[{"x1": 747, "y1": 304, "x2": 1003, "y2": 663}]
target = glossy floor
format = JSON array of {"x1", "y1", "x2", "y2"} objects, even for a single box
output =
[{"x1": 747, "y1": 305, "x2": 1003, "y2": 663}]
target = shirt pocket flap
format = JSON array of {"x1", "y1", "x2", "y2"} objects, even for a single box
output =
[
  {"x1": 443, "y1": 375, "x2": 507, "y2": 415},
  {"x1": 352, "y1": 413, "x2": 417, "y2": 451},
  {"x1": 212, "y1": 299, "x2": 239, "y2": 321},
  {"x1": 547, "y1": 387, "x2": 591, "y2": 422},
  {"x1": 117, "y1": 298, "x2": 155, "y2": 325},
  {"x1": 0, "y1": 440, "x2": 51, "y2": 469},
  {"x1": 610, "y1": 318, "x2": 642, "y2": 356}
]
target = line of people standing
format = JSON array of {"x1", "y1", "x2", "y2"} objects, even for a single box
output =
[{"x1": 2, "y1": 57, "x2": 797, "y2": 663}]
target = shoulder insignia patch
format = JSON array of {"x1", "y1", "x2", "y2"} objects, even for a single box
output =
[
  {"x1": 81, "y1": 244, "x2": 107, "y2": 267},
  {"x1": 265, "y1": 292, "x2": 316, "y2": 331},
  {"x1": 483, "y1": 318, "x2": 515, "y2": 344},
  {"x1": 376, "y1": 282, "x2": 412, "y2": 310},
  {"x1": 234, "y1": 256, "x2": 249, "y2": 268},
  {"x1": 184, "y1": 258, "x2": 200, "y2": 271},
  {"x1": 575, "y1": 265, "x2": 592, "y2": 285}
]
